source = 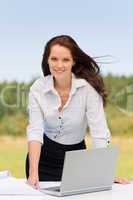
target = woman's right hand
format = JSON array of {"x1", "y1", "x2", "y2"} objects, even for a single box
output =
[{"x1": 26, "y1": 172, "x2": 40, "y2": 190}]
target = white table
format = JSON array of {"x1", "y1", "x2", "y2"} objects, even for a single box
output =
[{"x1": 0, "y1": 181, "x2": 133, "y2": 200}]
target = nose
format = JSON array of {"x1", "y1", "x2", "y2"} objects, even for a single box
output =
[{"x1": 56, "y1": 61, "x2": 63, "y2": 69}]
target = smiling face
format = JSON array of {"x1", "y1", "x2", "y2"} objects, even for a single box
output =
[{"x1": 48, "y1": 44, "x2": 75, "y2": 79}]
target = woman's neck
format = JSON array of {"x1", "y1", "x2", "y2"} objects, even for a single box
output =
[{"x1": 54, "y1": 75, "x2": 72, "y2": 91}]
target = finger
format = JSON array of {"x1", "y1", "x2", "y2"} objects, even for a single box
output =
[
  {"x1": 115, "y1": 178, "x2": 131, "y2": 184},
  {"x1": 122, "y1": 179, "x2": 131, "y2": 184},
  {"x1": 119, "y1": 178, "x2": 130, "y2": 184},
  {"x1": 114, "y1": 177, "x2": 120, "y2": 183},
  {"x1": 35, "y1": 182, "x2": 40, "y2": 190},
  {"x1": 27, "y1": 179, "x2": 36, "y2": 188}
]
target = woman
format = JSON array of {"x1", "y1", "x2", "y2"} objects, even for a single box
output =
[{"x1": 26, "y1": 35, "x2": 129, "y2": 189}]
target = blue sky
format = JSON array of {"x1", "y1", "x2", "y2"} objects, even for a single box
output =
[{"x1": 0, "y1": 0, "x2": 132, "y2": 82}]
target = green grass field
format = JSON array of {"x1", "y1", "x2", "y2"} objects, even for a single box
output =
[{"x1": 0, "y1": 135, "x2": 133, "y2": 180}]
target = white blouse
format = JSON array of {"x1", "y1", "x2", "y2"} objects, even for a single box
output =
[{"x1": 26, "y1": 73, "x2": 111, "y2": 148}]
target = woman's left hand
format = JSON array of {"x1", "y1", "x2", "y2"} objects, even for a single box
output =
[{"x1": 114, "y1": 177, "x2": 131, "y2": 184}]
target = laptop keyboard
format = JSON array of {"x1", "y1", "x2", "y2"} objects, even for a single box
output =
[
  {"x1": 54, "y1": 188, "x2": 60, "y2": 192},
  {"x1": 45, "y1": 186, "x2": 60, "y2": 192}
]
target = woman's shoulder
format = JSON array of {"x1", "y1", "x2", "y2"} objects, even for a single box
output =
[
  {"x1": 80, "y1": 79, "x2": 101, "y2": 100},
  {"x1": 30, "y1": 75, "x2": 51, "y2": 93},
  {"x1": 80, "y1": 78, "x2": 97, "y2": 93}
]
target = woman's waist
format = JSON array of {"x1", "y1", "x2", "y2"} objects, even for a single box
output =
[{"x1": 42, "y1": 132, "x2": 86, "y2": 155}]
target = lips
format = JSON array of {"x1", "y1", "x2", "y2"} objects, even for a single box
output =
[{"x1": 54, "y1": 69, "x2": 65, "y2": 73}]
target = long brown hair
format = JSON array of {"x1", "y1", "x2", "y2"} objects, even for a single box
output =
[{"x1": 41, "y1": 35, "x2": 107, "y2": 106}]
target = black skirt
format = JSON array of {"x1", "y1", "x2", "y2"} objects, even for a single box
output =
[{"x1": 25, "y1": 134, "x2": 86, "y2": 181}]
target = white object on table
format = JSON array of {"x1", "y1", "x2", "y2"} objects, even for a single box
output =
[
  {"x1": 0, "y1": 171, "x2": 43, "y2": 196},
  {"x1": 0, "y1": 177, "x2": 133, "y2": 200}
]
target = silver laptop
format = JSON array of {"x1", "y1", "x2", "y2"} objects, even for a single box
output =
[{"x1": 40, "y1": 146, "x2": 118, "y2": 197}]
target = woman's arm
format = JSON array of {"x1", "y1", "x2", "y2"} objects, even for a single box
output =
[
  {"x1": 85, "y1": 84, "x2": 130, "y2": 184},
  {"x1": 26, "y1": 89, "x2": 44, "y2": 188},
  {"x1": 28, "y1": 141, "x2": 41, "y2": 175},
  {"x1": 85, "y1": 84, "x2": 110, "y2": 148},
  {"x1": 27, "y1": 90, "x2": 44, "y2": 144},
  {"x1": 27, "y1": 141, "x2": 41, "y2": 189}
]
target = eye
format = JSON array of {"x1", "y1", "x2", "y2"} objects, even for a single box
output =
[
  {"x1": 51, "y1": 57, "x2": 57, "y2": 61},
  {"x1": 63, "y1": 58, "x2": 70, "y2": 62}
]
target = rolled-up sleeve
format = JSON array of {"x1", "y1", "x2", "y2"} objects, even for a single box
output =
[
  {"x1": 26, "y1": 89, "x2": 44, "y2": 144},
  {"x1": 86, "y1": 85, "x2": 111, "y2": 148}
]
